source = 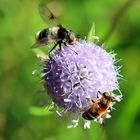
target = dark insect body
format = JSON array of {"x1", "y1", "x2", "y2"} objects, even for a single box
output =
[{"x1": 32, "y1": 4, "x2": 79, "y2": 56}]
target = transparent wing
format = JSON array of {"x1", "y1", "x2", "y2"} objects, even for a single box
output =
[
  {"x1": 38, "y1": 3, "x2": 60, "y2": 26},
  {"x1": 31, "y1": 42, "x2": 42, "y2": 48},
  {"x1": 31, "y1": 41, "x2": 49, "y2": 48}
]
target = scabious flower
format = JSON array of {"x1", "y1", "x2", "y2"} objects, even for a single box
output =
[{"x1": 34, "y1": 39, "x2": 122, "y2": 128}]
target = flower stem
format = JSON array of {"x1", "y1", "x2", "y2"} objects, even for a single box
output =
[{"x1": 100, "y1": 0, "x2": 137, "y2": 44}]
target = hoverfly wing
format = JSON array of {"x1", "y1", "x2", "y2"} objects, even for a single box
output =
[
  {"x1": 38, "y1": 3, "x2": 60, "y2": 26},
  {"x1": 31, "y1": 41, "x2": 48, "y2": 48},
  {"x1": 31, "y1": 42, "x2": 42, "y2": 48}
]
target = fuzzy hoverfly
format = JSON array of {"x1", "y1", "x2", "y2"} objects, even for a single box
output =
[
  {"x1": 32, "y1": 4, "x2": 80, "y2": 56},
  {"x1": 82, "y1": 91, "x2": 112, "y2": 122}
]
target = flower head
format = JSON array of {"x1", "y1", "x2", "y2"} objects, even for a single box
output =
[{"x1": 37, "y1": 39, "x2": 122, "y2": 128}]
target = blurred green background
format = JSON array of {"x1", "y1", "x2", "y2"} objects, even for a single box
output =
[{"x1": 0, "y1": 0, "x2": 140, "y2": 140}]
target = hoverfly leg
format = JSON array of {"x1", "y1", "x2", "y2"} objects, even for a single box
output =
[
  {"x1": 97, "y1": 91, "x2": 102, "y2": 99},
  {"x1": 59, "y1": 41, "x2": 65, "y2": 57},
  {"x1": 64, "y1": 42, "x2": 67, "y2": 46},
  {"x1": 64, "y1": 42, "x2": 78, "y2": 55},
  {"x1": 58, "y1": 41, "x2": 62, "y2": 51},
  {"x1": 91, "y1": 99, "x2": 95, "y2": 103},
  {"x1": 49, "y1": 43, "x2": 58, "y2": 58},
  {"x1": 86, "y1": 97, "x2": 95, "y2": 103},
  {"x1": 97, "y1": 91, "x2": 99, "y2": 99}
]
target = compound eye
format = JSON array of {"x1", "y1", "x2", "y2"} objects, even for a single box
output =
[
  {"x1": 58, "y1": 28, "x2": 68, "y2": 39},
  {"x1": 63, "y1": 31, "x2": 68, "y2": 38},
  {"x1": 62, "y1": 30, "x2": 69, "y2": 39}
]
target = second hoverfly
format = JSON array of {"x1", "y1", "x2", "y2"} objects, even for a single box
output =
[
  {"x1": 32, "y1": 4, "x2": 80, "y2": 56},
  {"x1": 82, "y1": 91, "x2": 112, "y2": 123}
]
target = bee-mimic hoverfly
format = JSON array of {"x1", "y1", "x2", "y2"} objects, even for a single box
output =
[
  {"x1": 32, "y1": 4, "x2": 80, "y2": 56},
  {"x1": 82, "y1": 91, "x2": 112, "y2": 123}
]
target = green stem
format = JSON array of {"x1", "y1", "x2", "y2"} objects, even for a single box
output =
[{"x1": 100, "y1": 0, "x2": 137, "y2": 44}]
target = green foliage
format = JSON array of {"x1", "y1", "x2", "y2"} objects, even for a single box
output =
[
  {"x1": 29, "y1": 106, "x2": 53, "y2": 116},
  {"x1": 0, "y1": 0, "x2": 140, "y2": 140},
  {"x1": 87, "y1": 22, "x2": 95, "y2": 42}
]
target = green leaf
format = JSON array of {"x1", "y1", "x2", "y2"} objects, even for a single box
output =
[
  {"x1": 87, "y1": 22, "x2": 96, "y2": 42},
  {"x1": 29, "y1": 106, "x2": 53, "y2": 116}
]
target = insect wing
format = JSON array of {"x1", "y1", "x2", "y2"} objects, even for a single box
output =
[
  {"x1": 31, "y1": 40, "x2": 49, "y2": 48},
  {"x1": 31, "y1": 42, "x2": 43, "y2": 48},
  {"x1": 38, "y1": 4, "x2": 59, "y2": 26}
]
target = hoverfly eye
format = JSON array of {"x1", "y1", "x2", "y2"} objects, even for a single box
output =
[
  {"x1": 64, "y1": 32, "x2": 68, "y2": 38},
  {"x1": 61, "y1": 31, "x2": 68, "y2": 38},
  {"x1": 58, "y1": 28, "x2": 68, "y2": 39}
]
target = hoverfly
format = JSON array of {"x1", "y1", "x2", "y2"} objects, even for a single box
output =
[
  {"x1": 82, "y1": 91, "x2": 112, "y2": 121},
  {"x1": 32, "y1": 4, "x2": 80, "y2": 56}
]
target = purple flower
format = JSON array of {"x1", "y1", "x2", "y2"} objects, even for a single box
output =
[{"x1": 38, "y1": 40, "x2": 122, "y2": 128}]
